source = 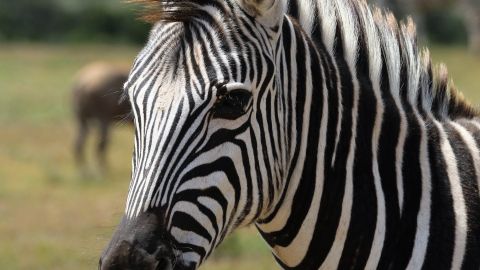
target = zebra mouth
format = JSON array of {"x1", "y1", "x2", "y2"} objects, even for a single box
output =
[
  {"x1": 100, "y1": 211, "x2": 197, "y2": 270},
  {"x1": 98, "y1": 240, "x2": 200, "y2": 270},
  {"x1": 99, "y1": 239, "x2": 179, "y2": 270}
]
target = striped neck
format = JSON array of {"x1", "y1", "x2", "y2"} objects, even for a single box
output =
[
  {"x1": 255, "y1": 1, "x2": 480, "y2": 268},
  {"x1": 255, "y1": 14, "x2": 335, "y2": 266}
]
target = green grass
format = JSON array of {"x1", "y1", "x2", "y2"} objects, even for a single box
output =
[{"x1": 0, "y1": 43, "x2": 479, "y2": 270}]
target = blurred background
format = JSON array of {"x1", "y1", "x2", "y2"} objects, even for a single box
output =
[{"x1": 0, "y1": 0, "x2": 479, "y2": 269}]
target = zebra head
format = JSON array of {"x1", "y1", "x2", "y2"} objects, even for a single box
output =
[{"x1": 101, "y1": 0, "x2": 290, "y2": 269}]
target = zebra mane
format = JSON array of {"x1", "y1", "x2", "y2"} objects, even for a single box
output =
[
  {"x1": 130, "y1": 0, "x2": 205, "y2": 23},
  {"x1": 293, "y1": 0, "x2": 479, "y2": 120}
]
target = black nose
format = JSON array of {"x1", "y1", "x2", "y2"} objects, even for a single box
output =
[{"x1": 100, "y1": 240, "x2": 174, "y2": 270}]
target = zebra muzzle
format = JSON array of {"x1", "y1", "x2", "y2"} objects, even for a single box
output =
[
  {"x1": 99, "y1": 239, "x2": 175, "y2": 270},
  {"x1": 100, "y1": 210, "x2": 180, "y2": 270}
]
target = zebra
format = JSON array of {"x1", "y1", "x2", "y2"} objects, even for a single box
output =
[
  {"x1": 72, "y1": 62, "x2": 131, "y2": 171},
  {"x1": 100, "y1": 0, "x2": 480, "y2": 269}
]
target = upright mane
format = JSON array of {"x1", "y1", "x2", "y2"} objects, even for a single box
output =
[
  {"x1": 289, "y1": 0, "x2": 479, "y2": 120},
  {"x1": 132, "y1": 0, "x2": 479, "y2": 120},
  {"x1": 130, "y1": 0, "x2": 219, "y2": 22}
]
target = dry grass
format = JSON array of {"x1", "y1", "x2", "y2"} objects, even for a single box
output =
[
  {"x1": 0, "y1": 43, "x2": 275, "y2": 270},
  {"x1": 0, "y1": 43, "x2": 479, "y2": 269}
]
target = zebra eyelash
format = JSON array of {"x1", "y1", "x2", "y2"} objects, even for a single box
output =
[
  {"x1": 120, "y1": 88, "x2": 130, "y2": 103},
  {"x1": 116, "y1": 87, "x2": 134, "y2": 125},
  {"x1": 118, "y1": 112, "x2": 135, "y2": 126}
]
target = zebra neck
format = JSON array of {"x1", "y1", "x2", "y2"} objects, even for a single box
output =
[
  {"x1": 251, "y1": 2, "x2": 480, "y2": 269},
  {"x1": 254, "y1": 14, "x2": 480, "y2": 270},
  {"x1": 254, "y1": 15, "x2": 339, "y2": 266}
]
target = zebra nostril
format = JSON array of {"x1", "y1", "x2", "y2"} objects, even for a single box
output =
[
  {"x1": 120, "y1": 241, "x2": 175, "y2": 270},
  {"x1": 152, "y1": 245, "x2": 175, "y2": 270},
  {"x1": 155, "y1": 256, "x2": 173, "y2": 270}
]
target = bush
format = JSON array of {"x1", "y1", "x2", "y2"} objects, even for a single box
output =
[
  {"x1": 424, "y1": 7, "x2": 469, "y2": 45},
  {"x1": 0, "y1": 0, "x2": 470, "y2": 46},
  {"x1": 0, "y1": 0, "x2": 150, "y2": 44}
]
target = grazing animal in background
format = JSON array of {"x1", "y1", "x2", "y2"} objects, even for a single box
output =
[
  {"x1": 101, "y1": 0, "x2": 480, "y2": 269},
  {"x1": 72, "y1": 62, "x2": 131, "y2": 172}
]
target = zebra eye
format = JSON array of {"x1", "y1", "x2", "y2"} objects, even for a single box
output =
[{"x1": 212, "y1": 84, "x2": 253, "y2": 120}]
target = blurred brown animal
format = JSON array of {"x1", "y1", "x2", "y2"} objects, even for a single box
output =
[{"x1": 72, "y1": 62, "x2": 131, "y2": 172}]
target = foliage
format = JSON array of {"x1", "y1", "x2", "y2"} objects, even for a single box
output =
[
  {"x1": 0, "y1": 0, "x2": 150, "y2": 44},
  {"x1": 0, "y1": 0, "x2": 473, "y2": 45},
  {"x1": 424, "y1": 8, "x2": 469, "y2": 45}
]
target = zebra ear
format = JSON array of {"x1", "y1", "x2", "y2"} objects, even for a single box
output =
[{"x1": 237, "y1": 0, "x2": 286, "y2": 27}]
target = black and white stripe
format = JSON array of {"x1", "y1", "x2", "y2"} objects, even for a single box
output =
[{"x1": 120, "y1": 0, "x2": 480, "y2": 268}]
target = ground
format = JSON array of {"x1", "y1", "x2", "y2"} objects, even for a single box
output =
[{"x1": 0, "y1": 43, "x2": 479, "y2": 270}]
